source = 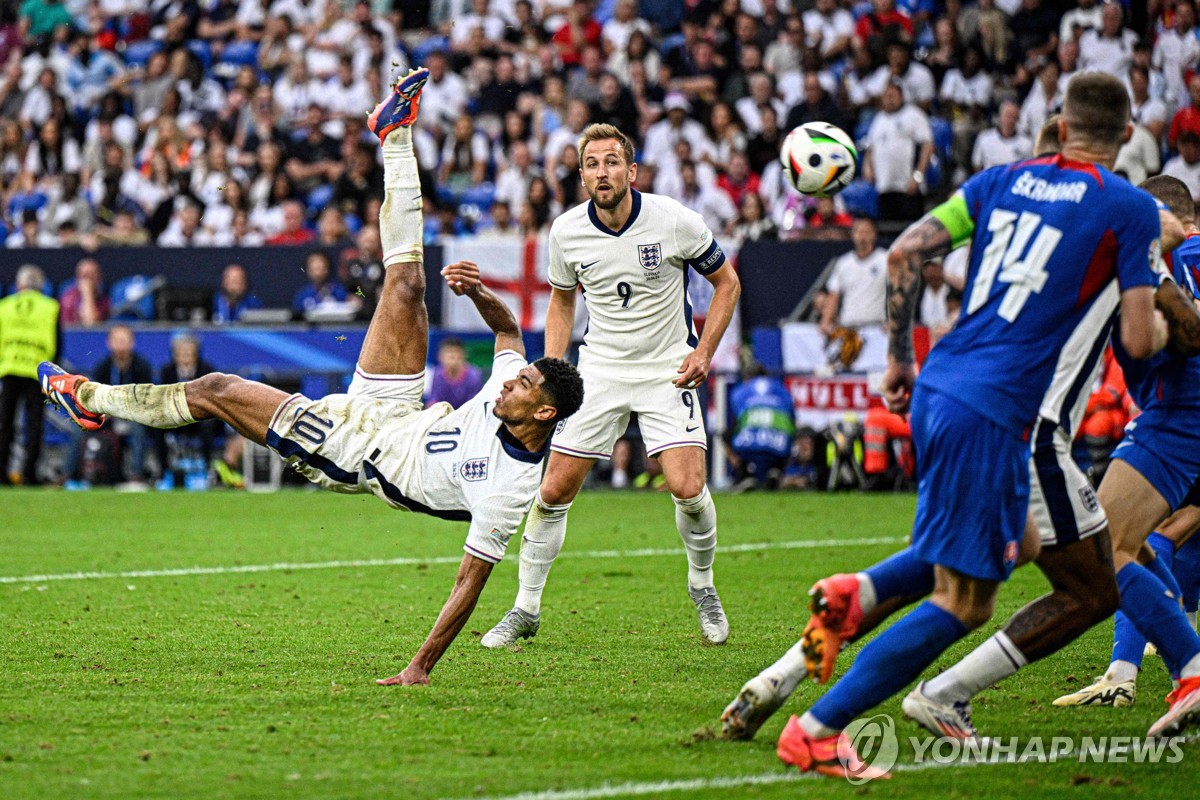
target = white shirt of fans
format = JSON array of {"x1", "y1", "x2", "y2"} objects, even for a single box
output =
[
  {"x1": 865, "y1": 63, "x2": 936, "y2": 105},
  {"x1": 802, "y1": 7, "x2": 854, "y2": 57},
  {"x1": 1059, "y1": 6, "x2": 1104, "y2": 42},
  {"x1": 547, "y1": 190, "x2": 726, "y2": 370},
  {"x1": 826, "y1": 247, "x2": 888, "y2": 329},
  {"x1": 971, "y1": 128, "x2": 1032, "y2": 173},
  {"x1": 1115, "y1": 125, "x2": 1163, "y2": 187},
  {"x1": 1154, "y1": 28, "x2": 1200, "y2": 110},
  {"x1": 1162, "y1": 156, "x2": 1200, "y2": 203},
  {"x1": 1078, "y1": 28, "x2": 1139, "y2": 75},
  {"x1": 865, "y1": 104, "x2": 933, "y2": 193},
  {"x1": 376, "y1": 350, "x2": 546, "y2": 564},
  {"x1": 940, "y1": 69, "x2": 993, "y2": 109}
]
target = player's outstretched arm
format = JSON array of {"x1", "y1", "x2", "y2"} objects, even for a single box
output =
[
  {"x1": 376, "y1": 554, "x2": 495, "y2": 686},
  {"x1": 442, "y1": 260, "x2": 525, "y2": 357},
  {"x1": 883, "y1": 212, "x2": 953, "y2": 413},
  {"x1": 675, "y1": 262, "x2": 740, "y2": 389}
]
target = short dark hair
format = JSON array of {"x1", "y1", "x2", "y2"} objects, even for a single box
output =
[
  {"x1": 1063, "y1": 72, "x2": 1129, "y2": 147},
  {"x1": 1141, "y1": 175, "x2": 1196, "y2": 223},
  {"x1": 439, "y1": 336, "x2": 465, "y2": 352},
  {"x1": 533, "y1": 357, "x2": 584, "y2": 422}
]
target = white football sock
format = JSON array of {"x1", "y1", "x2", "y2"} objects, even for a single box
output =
[
  {"x1": 799, "y1": 710, "x2": 839, "y2": 739},
  {"x1": 924, "y1": 632, "x2": 1027, "y2": 704},
  {"x1": 1106, "y1": 660, "x2": 1139, "y2": 684},
  {"x1": 674, "y1": 485, "x2": 717, "y2": 590},
  {"x1": 759, "y1": 636, "x2": 809, "y2": 700},
  {"x1": 78, "y1": 382, "x2": 195, "y2": 429},
  {"x1": 855, "y1": 572, "x2": 878, "y2": 615},
  {"x1": 1179, "y1": 652, "x2": 1200, "y2": 680},
  {"x1": 514, "y1": 492, "x2": 571, "y2": 616},
  {"x1": 380, "y1": 126, "x2": 423, "y2": 267}
]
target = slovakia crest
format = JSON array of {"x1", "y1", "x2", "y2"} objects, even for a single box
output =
[
  {"x1": 638, "y1": 243, "x2": 663, "y2": 270},
  {"x1": 460, "y1": 457, "x2": 489, "y2": 482}
]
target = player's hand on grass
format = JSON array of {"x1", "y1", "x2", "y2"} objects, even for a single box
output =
[
  {"x1": 673, "y1": 347, "x2": 712, "y2": 389},
  {"x1": 442, "y1": 260, "x2": 482, "y2": 296},
  {"x1": 881, "y1": 361, "x2": 916, "y2": 414},
  {"x1": 376, "y1": 665, "x2": 430, "y2": 686}
]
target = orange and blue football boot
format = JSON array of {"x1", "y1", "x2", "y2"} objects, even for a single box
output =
[
  {"x1": 367, "y1": 67, "x2": 429, "y2": 143},
  {"x1": 39, "y1": 361, "x2": 106, "y2": 431}
]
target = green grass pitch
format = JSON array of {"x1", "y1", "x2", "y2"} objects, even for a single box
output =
[{"x1": 0, "y1": 490, "x2": 1192, "y2": 798}]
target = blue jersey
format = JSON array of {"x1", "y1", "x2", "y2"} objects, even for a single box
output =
[
  {"x1": 919, "y1": 155, "x2": 1160, "y2": 434},
  {"x1": 1115, "y1": 233, "x2": 1200, "y2": 411},
  {"x1": 728, "y1": 376, "x2": 795, "y2": 457}
]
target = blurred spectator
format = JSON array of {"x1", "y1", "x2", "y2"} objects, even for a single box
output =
[
  {"x1": 717, "y1": 151, "x2": 760, "y2": 209},
  {"x1": 0, "y1": 263, "x2": 58, "y2": 486},
  {"x1": 806, "y1": 196, "x2": 854, "y2": 233},
  {"x1": 59, "y1": 257, "x2": 109, "y2": 325},
  {"x1": 494, "y1": 138, "x2": 536, "y2": 211},
  {"x1": 1163, "y1": 131, "x2": 1200, "y2": 202},
  {"x1": 1078, "y1": 2, "x2": 1137, "y2": 74},
  {"x1": 43, "y1": 172, "x2": 92, "y2": 235},
  {"x1": 266, "y1": 199, "x2": 315, "y2": 245},
  {"x1": 589, "y1": 71, "x2": 639, "y2": 139},
  {"x1": 420, "y1": 50, "x2": 467, "y2": 133},
  {"x1": 158, "y1": 199, "x2": 205, "y2": 246},
  {"x1": 746, "y1": 103, "x2": 784, "y2": 176},
  {"x1": 866, "y1": 42, "x2": 935, "y2": 110},
  {"x1": 820, "y1": 217, "x2": 887, "y2": 335},
  {"x1": 603, "y1": 0, "x2": 651, "y2": 55},
  {"x1": 284, "y1": 103, "x2": 340, "y2": 192},
  {"x1": 972, "y1": 101, "x2": 1032, "y2": 173},
  {"x1": 553, "y1": 0, "x2": 601, "y2": 68},
  {"x1": 331, "y1": 139, "x2": 383, "y2": 220},
  {"x1": 1060, "y1": 0, "x2": 1103, "y2": 44},
  {"x1": 862, "y1": 81, "x2": 933, "y2": 222},
  {"x1": 783, "y1": 73, "x2": 846, "y2": 137},
  {"x1": 154, "y1": 333, "x2": 219, "y2": 488},
  {"x1": 1130, "y1": 64, "x2": 1168, "y2": 143},
  {"x1": 24, "y1": 115, "x2": 79, "y2": 180},
  {"x1": 780, "y1": 426, "x2": 819, "y2": 491},
  {"x1": 567, "y1": 44, "x2": 606, "y2": 105},
  {"x1": 66, "y1": 324, "x2": 152, "y2": 486},
  {"x1": 727, "y1": 191, "x2": 776, "y2": 247},
  {"x1": 643, "y1": 93, "x2": 710, "y2": 170},
  {"x1": 476, "y1": 200, "x2": 519, "y2": 240},
  {"x1": 427, "y1": 337, "x2": 483, "y2": 409},
  {"x1": 65, "y1": 31, "x2": 124, "y2": 118},
  {"x1": 1009, "y1": 0, "x2": 1060, "y2": 70},
  {"x1": 677, "y1": 158, "x2": 737, "y2": 235},
  {"x1": 438, "y1": 113, "x2": 490, "y2": 194},
  {"x1": 1115, "y1": 123, "x2": 1163, "y2": 187},
  {"x1": 805, "y1": 0, "x2": 855, "y2": 64},
  {"x1": 709, "y1": 100, "x2": 748, "y2": 166},
  {"x1": 1170, "y1": 74, "x2": 1200, "y2": 149},
  {"x1": 132, "y1": 50, "x2": 172, "y2": 124},
  {"x1": 315, "y1": 207, "x2": 351, "y2": 249},
  {"x1": 863, "y1": 404, "x2": 913, "y2": 489},
  {"x1": 19, "y1": 0, "x2": 73, "y2": 42},
  {"x1": 918, "y1": 257, "x2": 954, "y2": 329},
  {"x1": 293, "y1": 249, "x2": 348, "y2": 317},
  {"x1": 6, "y1": 209, "x2": 58, "y2": 247},
  {"x1": 855, "y1": 0, "x2": 914, "y2": 66},
  {"x1": 1018, "y1": 57, "x2": 1062, "y2": 141},
  {"x1": 212, "y1": 263, "x2": 263, "y2": 323},
  {"x1": 726, "y1": 367, "x2": 795, "y2": 493},
  {"x1": 1154, "y1": 0, "x2": 1200, "y2": 112},
  {"x1": 95, "y1": 208, "x2": 151, "y2": 246}
]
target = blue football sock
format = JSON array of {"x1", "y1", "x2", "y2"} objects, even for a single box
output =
[
  {"x1": 1117, "y1": 563, "x2": 1200, "y2": 677},
  {"x1": 1111, "y1": 610, "x2": 1147, "y2": 669},
  {"x1": 864, "y1": 547, "x2": 935, "y2": 605},
  {"x1": 809, "y1": 601, "x2": 968, "y2": 731},
  {"x1": 1174, "y1": 537, "x2": 1200, "y2": 616},
  {"x1": 1146, "y1": 532, "x2": 1182, "y2": 599}
]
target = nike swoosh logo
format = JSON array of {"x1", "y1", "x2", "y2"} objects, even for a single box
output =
[
  {"x1": 686, "y1": 425, "x2": 700, "y2": 432},
  {"x1": 581, "y1": 260, "x2": 599, "y2": 270}
]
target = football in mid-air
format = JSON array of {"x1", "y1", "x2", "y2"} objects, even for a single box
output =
[{"x1": 780, "y1": 122, "x2": 858, "y2": 197}]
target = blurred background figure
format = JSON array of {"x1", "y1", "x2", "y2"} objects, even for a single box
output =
[
  {"x1": 0, "y1": 264, "x2": 58, "y2": 485},
  {"x1": 426, "y1": 337, "x2": 482, "y2": 409},
  {"x1": 725, "y1": 363, "x2": 796, "y2": 493},
  {"x1": 212, "y1": 263, "x2": 262, "y2": 324}
]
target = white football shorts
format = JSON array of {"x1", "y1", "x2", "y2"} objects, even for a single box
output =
[
  {"x1": 1028, "y1": 419, "x2": 1107, "y2": 547},
  {"x1": 551, "y1": 361, "x2": 706, "y2": 459}
]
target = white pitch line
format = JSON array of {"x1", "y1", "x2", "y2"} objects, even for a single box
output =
[
  {"x1": 439, "y1": 735, "x2": 1200, "y2": 800},
  {"x1": 0, "y1": 537, "x2": 903, "y2": 585}
]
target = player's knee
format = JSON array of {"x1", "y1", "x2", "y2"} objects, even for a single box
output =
[
  {"x1": 190, "y1": 372, "x2": 242, "y2": 401},
  {"x1": 667, "y1": 474, "x2": 706, "y2": 501},
  {"x1": 385, "y1": 263, "x2": 425, "y2": 304}
]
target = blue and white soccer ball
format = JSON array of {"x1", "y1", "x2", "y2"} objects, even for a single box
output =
[{"x1": 780, "y1": 122, "x2": 858, "y2": 197}]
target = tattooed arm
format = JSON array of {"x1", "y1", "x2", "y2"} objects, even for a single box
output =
[
  {"x1": 1156, "y1": 276, "x2": 1200, "y2": 357},
  {"x1": 882, "y1": 213, "x2": 954, "y2": 413}
]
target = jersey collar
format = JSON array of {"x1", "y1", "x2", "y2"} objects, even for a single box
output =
[
  {"x1": 497, "y1": 425, "x2": 549, "y2": 464},
  {"x1": 587, "y1": 189, "x2": 641, "y2": 237}
]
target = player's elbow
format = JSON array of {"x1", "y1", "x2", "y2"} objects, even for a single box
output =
[{"x1": 1119, "y1": 326, "x2": 1158, "y2": 360}]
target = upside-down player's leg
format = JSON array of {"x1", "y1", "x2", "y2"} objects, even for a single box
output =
[{"x1": 359, "y1": 67, "x2": 431, "y2": 381}]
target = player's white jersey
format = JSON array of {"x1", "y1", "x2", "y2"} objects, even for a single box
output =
[
  {"x1": 547, "y1": 190, "x2": 726, "y2": 371},
  {"x1": 1038, "y1": 282, "x2": 1118, "y2": 434},
  {"x1": 267, "y1": 350, "x2": 544, "y2": 564}
]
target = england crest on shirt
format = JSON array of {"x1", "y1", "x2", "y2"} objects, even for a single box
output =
[
  {"x1": 639, "y1": 243, "x2": 662, "y2": 270},
  {"x1": 460, "y1": 458, "x2": 489, "y2": 482}
]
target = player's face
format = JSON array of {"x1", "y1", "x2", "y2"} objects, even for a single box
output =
[
  {"x1": 493, "y1": 365, "x2": 556, "y2": 424},
  {"x1": 580, "y1": 139, "x2": 637, "y2": 210}
]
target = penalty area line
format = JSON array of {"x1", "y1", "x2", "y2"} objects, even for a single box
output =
[{"x1": 0, "y1": 537, "x2": 903, "y2": 585}]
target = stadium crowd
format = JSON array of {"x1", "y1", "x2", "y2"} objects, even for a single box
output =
[{"x1": 0, "y1": 0, "x2": 1195, "y2": 263}]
